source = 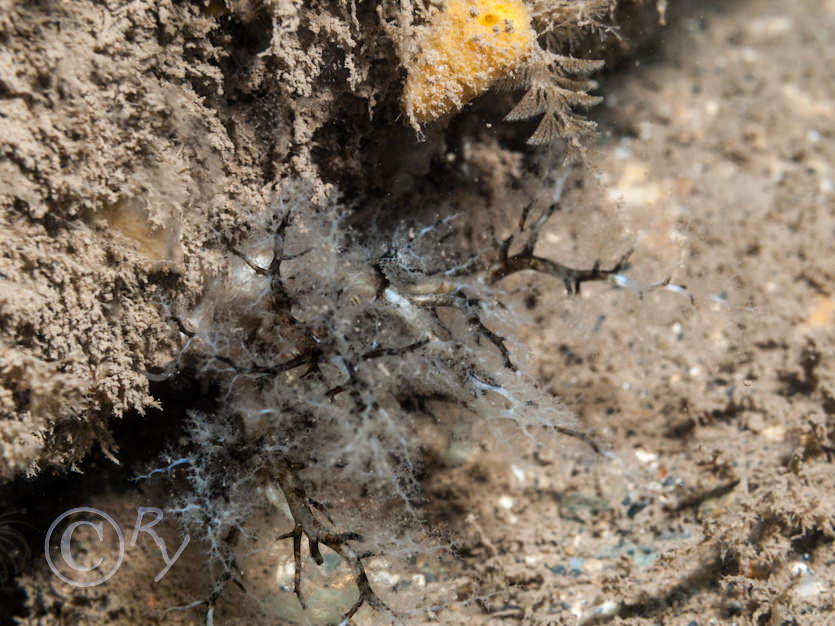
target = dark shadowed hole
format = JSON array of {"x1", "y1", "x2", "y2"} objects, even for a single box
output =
[{"x1": 0, "y1": 376, "x2": 203, "y2": 624}]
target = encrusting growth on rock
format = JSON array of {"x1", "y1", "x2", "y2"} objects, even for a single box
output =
[{"x1": 403, "y1": 0, "x2": 537, "y2": 124}]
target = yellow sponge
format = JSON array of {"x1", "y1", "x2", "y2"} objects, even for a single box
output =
[{"x1": 403, "y1": 0, "x2": 536, "y2": 124}]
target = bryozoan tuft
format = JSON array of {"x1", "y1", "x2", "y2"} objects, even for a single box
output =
[{"x1": 502, "y1": 49, "x2": 604, "y2": 149}]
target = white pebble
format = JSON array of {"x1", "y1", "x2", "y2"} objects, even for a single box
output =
[
  {"x1": 635, "y1": 449, "x2": 658, "y2": 464},
  {"x1": 595, "y1": 600, "x2": 618, "y2": 616}
]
